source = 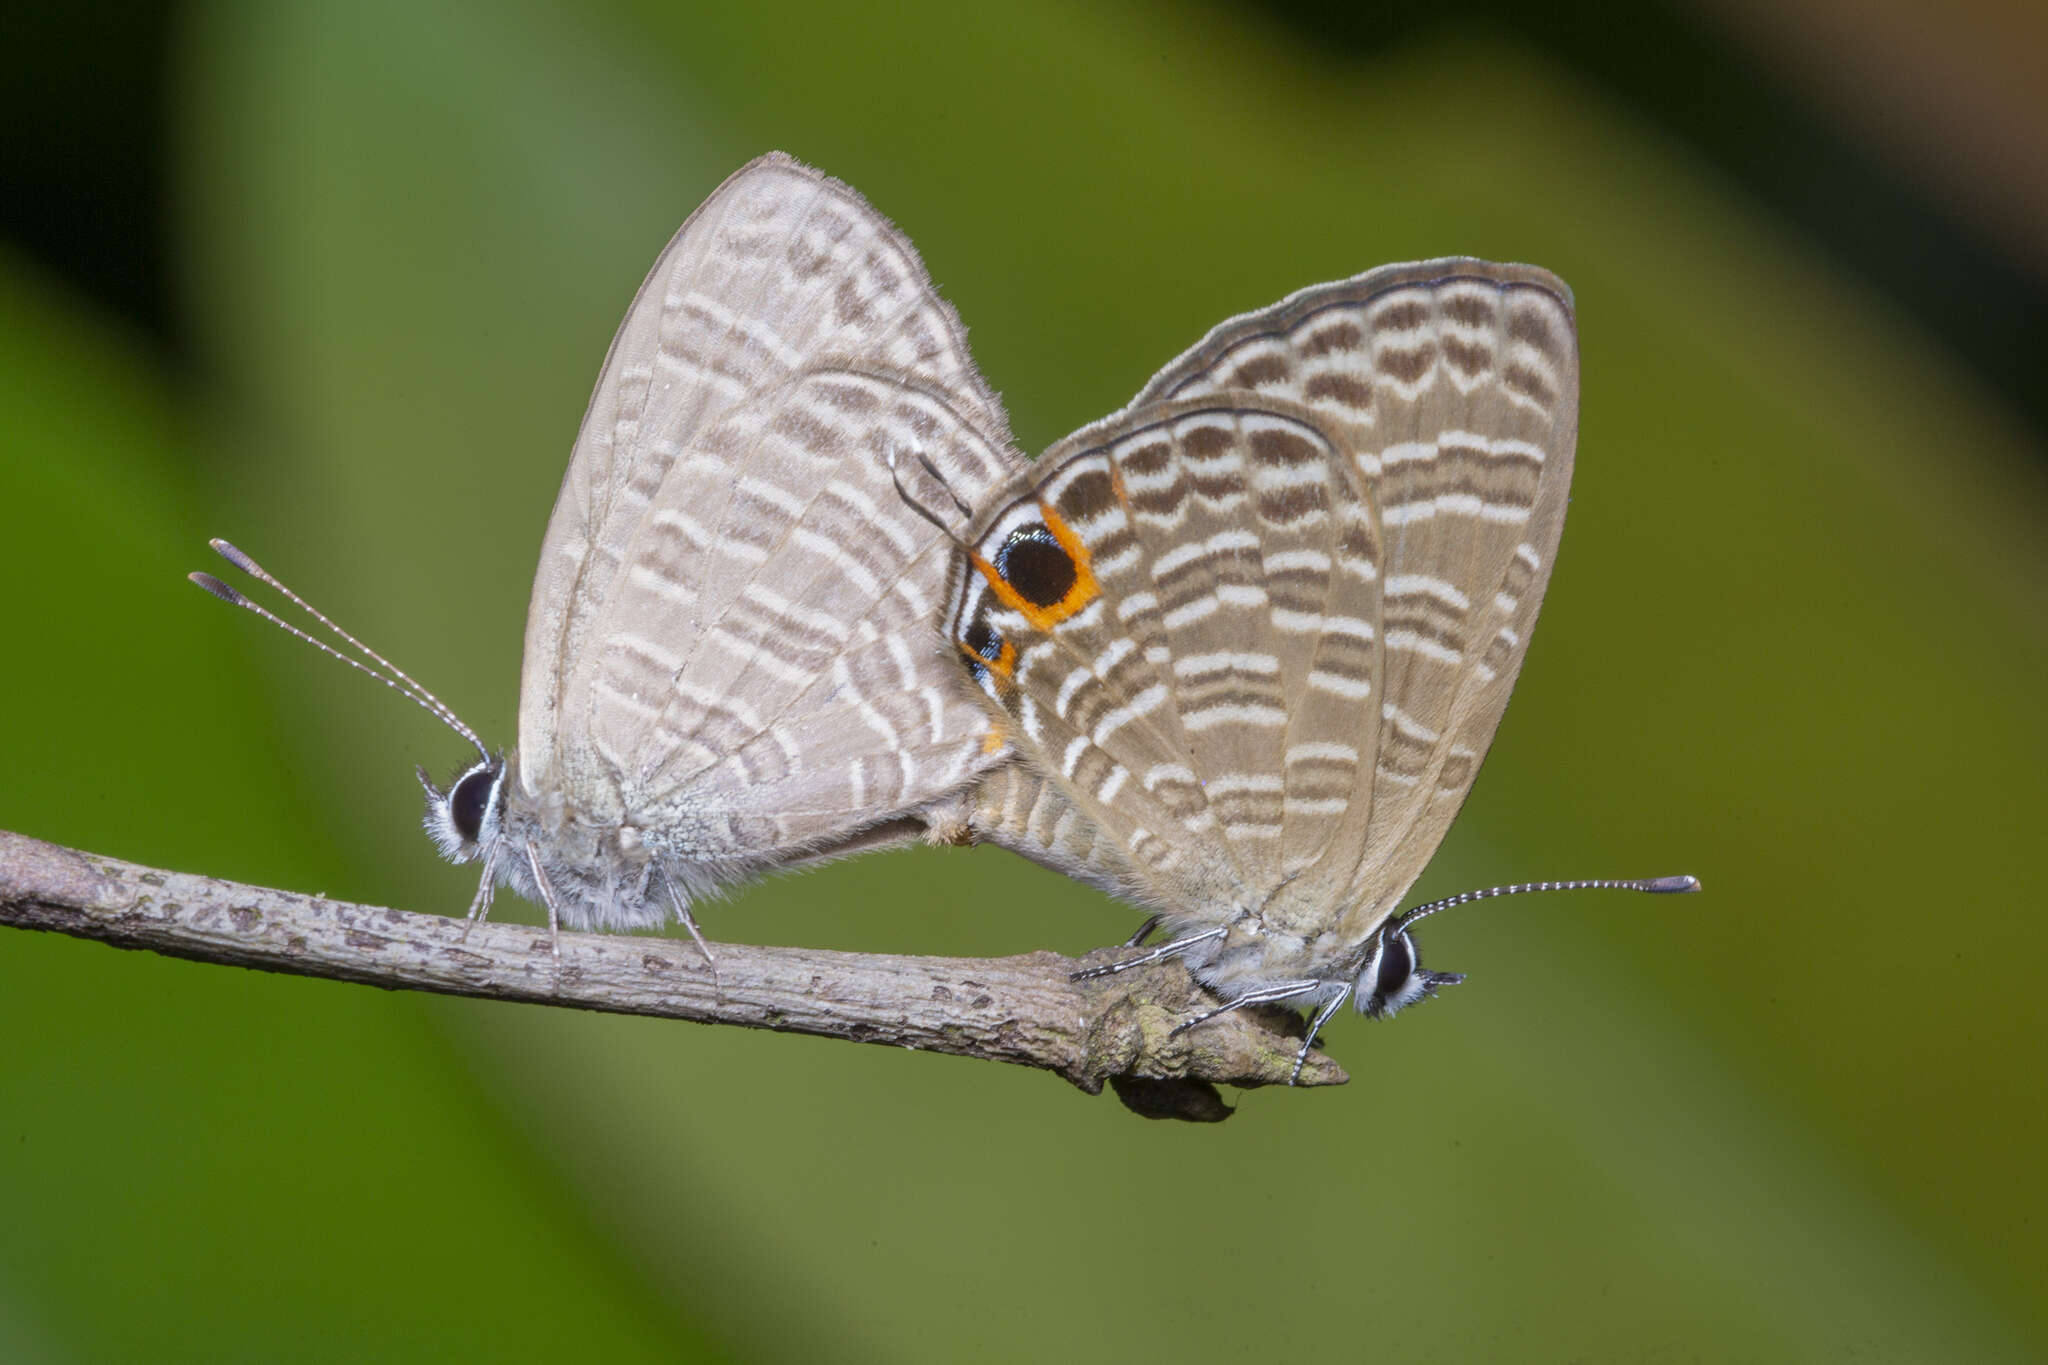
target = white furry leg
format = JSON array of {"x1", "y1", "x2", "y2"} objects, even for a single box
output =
[
  {"x1": 523, "y1": 841, "x2": 563, "y2": 965},
  {"x1": 458, "y1": 851, "x2": 498, "y2": 942},
  {"x1": 660, "y1": 867, "x2": 717, "y2": 974},
  {"x1": 1069, "y1": 926, "x2": 1226, "y2": 981}
]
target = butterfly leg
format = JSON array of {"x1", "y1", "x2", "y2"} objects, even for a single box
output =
[
  {"x1": 1070, "y1": 926, "x2": 1225, "y2": 981},
  {"x1": 1289, "y1": 988, "x2": 1354, "y2": 1085},
  {"x1": 1166, "y1": 980, "x2": 1322, "y2": 1040},
  {"x1": 1122, "y1": 914, "x2": 1164, "y2": 949},
  {"x1": 523, "y1": 841, "x2": 564, "y2": 964},
  {"x1": 659, "y1": 868, "x2": 718, "y2": 974},
  {"x1": 886, "y1": 447, "x2": 972, "y2": 536},
  {"x1": 458, "y1": 852, "x2": 498, "y2": 942}
]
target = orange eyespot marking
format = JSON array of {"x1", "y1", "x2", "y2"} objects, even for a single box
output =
[
  {"x1": 957, "y1": 613, "x2": 1020, "y2": 720},
  {"x1": 958, "y1": 615, "x2": 1017, "y2": 676},
  {"x1": 981, "y1": 724, "x2": 1008, "y2": 756},
  {"x1": 970, "y1": 503, "x2": 1098, "y2": 630}
]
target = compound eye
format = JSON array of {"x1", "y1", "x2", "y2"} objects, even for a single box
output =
[
  {"x1": 1373, "y1": 928, "x2": 1417, "y2": 1001},
  {"x1": 449, "y1": 765, "x2": 495, "y2": 843}
]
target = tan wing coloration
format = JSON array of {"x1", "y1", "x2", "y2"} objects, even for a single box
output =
[
  {"x1": 508, "y1": 154, "x2": 1026, "y2": 924},
  {"x1": 952, "y1": 260, "x2": 1577, "y2": 983},
  {"x1": 949, "y1": 397, "x2": 1384, "y2": 924},
  {"x1": 1133, "y1": 261, "x2": 1579, "y2": 938}
]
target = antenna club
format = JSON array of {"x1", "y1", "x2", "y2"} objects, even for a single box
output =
[
  {"x1": 1644, "y1": 874, "x2": 1702, "y2": 894},
  {"x1": 188, "y1": 572, "x2": 246, "y2": 606},
  {"x1": 210, "y1": 539, "x2": 258, "y2": 573}
]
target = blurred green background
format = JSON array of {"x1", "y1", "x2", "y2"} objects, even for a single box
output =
[{"x1": 3, "y1": 0, "x2": 2044, "y2": 1360}]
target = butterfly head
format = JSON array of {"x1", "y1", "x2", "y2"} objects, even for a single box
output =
[
  {"x1": 1352, "y1": 919, "x2": 1465, "y2": 1020},
  {"x1": 419, "y1": 756, "x2": 507, "y2": 865},
  {"x1": 189, "y1": 538, "x2": 507, "y2": 869},
  {"x1": 1347, "y1": 875, "x2": 1705, "y2": 1019}
]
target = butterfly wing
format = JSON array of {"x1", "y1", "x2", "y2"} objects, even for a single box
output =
[
  {"x1": 519, "y1": 153, "x2": 1023, "y2": 872},
  {"x1": 949, "y1": 394, "x2": 1381, "y2": 929},
  {"x1": 954, "y1": 261, "x2": 1577, "y2": 946},
  {"x1": 1132, "y1": 260, "x2": 1579, "y2": 935}
]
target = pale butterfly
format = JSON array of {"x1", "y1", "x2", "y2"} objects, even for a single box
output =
[
  {"x1": 903, "y1": 259, "x2": 1698, "y2": 1078},
  {"x1": 194, "y1": 153, "x2": 1030, "y2": 954}
]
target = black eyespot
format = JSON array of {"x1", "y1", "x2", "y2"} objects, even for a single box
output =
[
  {"x1": 450, "y1": 766, "x2": 495, "y2": 843},
  {"x1": 964, "y1": 618, "x2": 1003, "y2": 662},
  {"x1": 1373, "y1": 929, "x2": 1416, "y2": 1002},
  {"x1": 995, "y1": 525, "x2": 1076, "y2": 608}
]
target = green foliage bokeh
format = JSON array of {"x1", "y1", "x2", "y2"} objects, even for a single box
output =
[{"x1": 1, "y1": 1, "x2": 2043, "y2": 1360}]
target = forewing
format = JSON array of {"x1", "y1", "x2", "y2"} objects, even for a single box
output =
[
  {"x1": 1135, "y1": 260, "x2": 1579, "y2": 933},
  {"x1": 520, "y1": 153, "x2": 1023, "y2": 860}
]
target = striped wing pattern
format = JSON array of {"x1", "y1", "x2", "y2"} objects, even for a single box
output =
[
  {"x1": 955, "y1": 261, "x2": 1577, "y2": 953},
  {"x1": 519, "y1": 154, "x2": 1024, "y2": 872},
  {"x1": 952, "y1": 398, "x2": 1382, "y2": 928}
]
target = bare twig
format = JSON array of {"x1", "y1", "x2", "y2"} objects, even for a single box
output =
[{"x1": 0, "y1": 828, "x2": 1344, "y2": 1119}]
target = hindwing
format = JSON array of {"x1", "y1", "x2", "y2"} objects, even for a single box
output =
[
  {"x1": 954, "y1": 260, "x2": 1578, "y2": 942},
  {"x1": 520, "y1": 154, "x2": 1026, "y2": 870}
]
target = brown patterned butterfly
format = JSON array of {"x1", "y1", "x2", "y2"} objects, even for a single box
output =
[
  {"x1": 904, "y1": 260, "x2": 1697, "y2": 1078},
  {"x1": 194, "y1": 154, "x2": 1030, "y2": 953}
]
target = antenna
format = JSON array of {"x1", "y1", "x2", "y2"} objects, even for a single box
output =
[
  {"x1": 189, "y1": 538, "x2": 490, "y2": 761},
  {"x1": 1389, "y1": 874, "x2": 1700, "y2": 934},
  {"x1": 888, "y1": 449, "x2": 973, "y2": 544}
]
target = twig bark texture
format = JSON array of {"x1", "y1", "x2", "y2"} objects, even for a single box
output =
[{"x1": 0, "y1": 828, "x2": 1343, "y2": 1120}]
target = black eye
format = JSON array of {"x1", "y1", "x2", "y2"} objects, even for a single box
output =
[
  {"x1": 1373, "y1": 929, "x2": 1416, "y2": 1001},
  {"x1": 450, "y1": 766, "x2": 495, "y2": 843},
  {"x1": 995, "y1": 525, "x2": 1077, "y2": 608}
]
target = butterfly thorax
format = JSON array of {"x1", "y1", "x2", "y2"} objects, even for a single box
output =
[
  {"x1": 422, "y1": 751, "x2": 681, "y2": 933},
  {"x1": 496, "y1": 772, "x2": 686, "y2": 932},
  {"x1": 1176, "y1": 909, "x2": 1366, "y2": 1001}
]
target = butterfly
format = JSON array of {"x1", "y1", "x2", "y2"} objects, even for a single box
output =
[
  {"x1": 903, "y1": 258, "x2": 1696, "y2": 1077},
  {"x1": 195, "y1": 153, "x2": 1030, "y2": 953}
]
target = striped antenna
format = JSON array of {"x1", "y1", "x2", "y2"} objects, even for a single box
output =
[
  {"x1": 1389, "y1": 875, "x2": 1701, "y2": 934},
  {"x1": 189, "y1": 538, "x2": 490, "y2": 761}
]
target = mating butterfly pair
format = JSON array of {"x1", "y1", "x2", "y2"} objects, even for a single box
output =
[{"x1": 196, "y1": 154, "x2": 1694, "y2": 1080}]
